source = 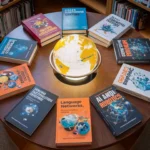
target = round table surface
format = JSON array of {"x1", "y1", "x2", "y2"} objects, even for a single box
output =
[{"x1": 0, "y1": 12, "x2": 150, "y2": 150}]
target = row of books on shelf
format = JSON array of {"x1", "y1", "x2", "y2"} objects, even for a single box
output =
[
  {"x1": 134, "y1": 0, "x2": 150, "y2": 8},
  {"x1": 1, "y1": 63, "x2": 149, "y2": 146},
  {"x1": 112, "y1": 0, "x2": 149, "y2": 30},
  {"x1": 0, "y1": 0, "x2": 34, "y2": 38}
]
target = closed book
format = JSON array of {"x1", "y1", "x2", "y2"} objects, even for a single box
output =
[
  {"x1": 5, "y1": 85, "x2": 58, "y2": 136},
  {"x1": 88, "y1": 14, "x2": 131, "y2": 45},
  {"x1": 22, "y1": 13, "x2": 61, "y2": 43},
  {"x1": 0, "y1": 64, "x2": 35, "y2": 100},
  {"x1": 56, "y1": 98, "x2": 92, "y2": 146},
  {"x1": 0, "y1": 37, "x2": 37, "y2": 65},
  {"x1": 62, "y1": 8, "x2": 88, "y2": 34},
  {"x1": 90, "y1": 86, "x2": 142, "y2": 136},
  {"x1": 113, "y1": 64, "x2": 150, "y2": 102},
  {"x1": 113, "y1": 38, "x2": 150, "y2": 64}
]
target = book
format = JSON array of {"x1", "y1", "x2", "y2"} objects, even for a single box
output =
[
  {"x1": 90, "y1": 86, "x2": 142, "y2": 136},
  {"x1": 0, "y1": 64, "x2": 35, "y2": 100},
  {"x1": 56, "y1": 98, "x2": 92, "y2": 146},
  {"x1": 5, "y1": 85, "x2": 58, "y2": 136},
  {"x1": 88, "y1": 14, "x2": 131, "y2": 45},
  {"x1": 62, "y1": 8, "x2": 88, "y2": 34},
  {"x1": 0, "y1": 37, "x2": 37, "y2": 66},
  {"x1": 113, "y1": 38, "x2": 150, "y2": 64},
  {"x1": 113, "y1": 64, "x2": 150, "y2": 102},
  {"x1": 22, "y1": 13, "x2": 61, "y2": 44}
]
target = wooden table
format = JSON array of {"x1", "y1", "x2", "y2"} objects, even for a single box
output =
[{"x1": 0, "y1": 12, "x2": 150, "y2": 150}]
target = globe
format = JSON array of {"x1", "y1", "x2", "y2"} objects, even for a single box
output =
[{"x1": 51, "y1": 34, "x2": 100, "y2": 77}]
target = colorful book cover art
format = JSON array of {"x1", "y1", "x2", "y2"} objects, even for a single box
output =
[
  {"x1": 90, "y1": 86, "x2": 142, "y2": 136},
  {"x1": 113, "y1": 38, "x2": 150, "y2": 63},
  {"x1": 113, "y1": 64, "x2": 150, "y2": 102},
  {"x1": 22, "y1": 13, "x2": 61, "y2": 41},
  {"x1": 56, "y1": 98, "x2": 92, "y2": 146},
  {"x1": 88, "y1": 14, "x2": 131, "y2": 42},
  {"x1": 0, "y1": 64, "x2": 35, "y2": 100},
  {"x1": 62, "y1": 8, "x2": 88, "y2": 30},
  {"x1": 5, "y1": 85, "x2": 58, "y2": 136},
  {"x1": 0, "y1": 37, "x2": 37, "y2": 61}
]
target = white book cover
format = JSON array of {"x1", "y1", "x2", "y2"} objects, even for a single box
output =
[
  {"x1": 113, "y1": 64, "x2": 150, "y2": 102},
  {"x1": 88, "y1": 14, "x2": 131, "y2": 43}
]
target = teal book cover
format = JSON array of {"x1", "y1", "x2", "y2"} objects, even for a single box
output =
[
  {"x1": 62, "y1": 7, "x2": 88, "y2": 30},
  {"x1": 0, "y1": 37, "x2": 37, "y2": 62}
]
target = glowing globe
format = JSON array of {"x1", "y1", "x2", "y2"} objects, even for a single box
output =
[{"x1": 50, "y1": 34, "x2": 101, "y2": 77}]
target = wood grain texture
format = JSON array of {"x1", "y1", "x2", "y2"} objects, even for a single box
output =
[{"x1": 0, "y1": 12, "x2": 150, "y2": 150}]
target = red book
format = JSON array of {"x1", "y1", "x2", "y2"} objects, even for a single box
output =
[{"x1": 22, "y1": 13, "x2": 61, "y2": 44}]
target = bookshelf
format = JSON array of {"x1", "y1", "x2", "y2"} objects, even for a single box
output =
[
  {"x1": 0, "y1": 0, "x2": 21, "y2": 12},
  {"x1": 79, "y1": 0, "x2": 113, "y2": 15},
  {"x1": 128, "y1": 0, "x2": 150, "y2": 12}
]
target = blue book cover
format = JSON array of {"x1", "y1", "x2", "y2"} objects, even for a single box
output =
[
  {"x1": 0, "y1": 37, "x2": 37, "y2": 65},
  {"x1": 90, "y1": 86, "x2": 142, "y2": 136},
  {"x1": 62, "y1": 7, "x2": 88, "y2": 31},
  {"x1": 5, "y1": 85, "x2": 58, "y2": 136}
]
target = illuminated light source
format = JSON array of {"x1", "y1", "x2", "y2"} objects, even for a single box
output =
[{"x1": 49, "y1": 34, "x2": 101, "y2": 84}]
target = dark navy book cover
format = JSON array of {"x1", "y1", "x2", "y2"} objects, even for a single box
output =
[
  {"x1": 90, "y1": 86, "x2": 142, "y2": 136},
  {"x1": 113, "y1": 38, "x2": 150, "y2": 63},
  {"x1": 0, "y1": 37, "x2": 37, "y2": 61},
  {"x1": 5, "y1": 85, "x2": 58, "y2": 136},
  {"x1": 62, "y1": 7, "x2": 88, "y2": 30}
]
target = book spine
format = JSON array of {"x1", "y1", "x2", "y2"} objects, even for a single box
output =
[
  {"x1": 113, "y1": 84, "x2": 150, "y2": 103},
  {"x1": 23, "y1": 25, "x2": 41, "y2": 43}
]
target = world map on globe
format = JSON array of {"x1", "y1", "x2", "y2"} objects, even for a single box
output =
[{"x1": 52, "y1": 34, "x2": 99, "y2": 77}]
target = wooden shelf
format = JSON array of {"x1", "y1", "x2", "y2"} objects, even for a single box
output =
[
  {"x1": 79, "y1": 0, "x2": 107, "y2": 14},
  {"x1": 128, "y1": 0, "x2": 150, "y2": 12},
  {"x1": 0, "y1": 0, "x2": 21, "y2": 12}
]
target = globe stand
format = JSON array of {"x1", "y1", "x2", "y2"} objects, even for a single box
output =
[{"x1": 54, "y1": 72, "x2": 97, "y2": 85}]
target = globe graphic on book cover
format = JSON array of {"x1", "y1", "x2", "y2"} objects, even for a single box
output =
[{"x1": 50, "y1": 34, "x2": 101, "y2": 77}]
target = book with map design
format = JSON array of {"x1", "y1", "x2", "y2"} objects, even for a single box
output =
[{"x1": 56, "y1": 97, "x2": 92, "y2": 146}]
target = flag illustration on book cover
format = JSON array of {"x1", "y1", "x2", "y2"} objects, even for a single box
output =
[
  {"x1": 113, "y1": 64, "x2": 150, "y2": 102},
  {"x1": 22, "y1": 13, "x2": 61, "y2": 46},
  {"x1": 113, "y1": 38, "x2": 150, "y2": 64},
  {"x1": 0, "y1": 37, "x2": 37, "y2": 65},
  {"x1": 90, "y1": 86, "x2": 142, "y2": 136},
  {"x1": 5, "y1": 85, "x2": 58, "y2": 136},
  {"x1": 56, "y1": 98, "x2": 92, "y2": 146},
  {"x1": 0, "y1": 64, "x2": 35, "y2": 100}
]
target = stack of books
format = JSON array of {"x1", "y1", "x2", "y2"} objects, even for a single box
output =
[
  {"x1": 62, "y1": 7, "x2": 88, "y2": 37},
  {"x1": 22, "y1": 13, "x2": 61, "y2": 46},
  {"x1": 88, "y1": 14, "x2": 131, "y2": 48}
]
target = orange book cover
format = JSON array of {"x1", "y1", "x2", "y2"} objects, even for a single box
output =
[
  {"x1": 0, "y1": 64, "x2": 35, "y2": 100},
  {"x1": 56, "y1": 98, "x2": 92, "y2": 146}
]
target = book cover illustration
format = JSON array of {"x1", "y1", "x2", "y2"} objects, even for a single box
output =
[
  {"x1": 88, "y1": 14, "x2": 131, "y2": 42},
  {"x1": 113, "y1": 38, "x2": 150, "y2": 63},
  {"x1": 5, "y1": 85, "x2": 58, "y2": 136},
  {"x1": 56, "y1": 98, "x2": 92, "y2": 146},
  {"x1": 113, "y1": 64, "x2": 150, "y2": 102},
  {"x1": 90, "y1": 86, "x2": 142, "y2": 136},
  {"x1": 62, "y1": 8, "x2": 88, "y2": 30},
  {"x1": 22, "y1": 13, "x2": 61, "y2": 41},
  {"x1": 0, "y1": 37, "x2": 37, "y2": 61},
  {"x1": 0, "y1": 64, "x2": 35, "y2": 100}
]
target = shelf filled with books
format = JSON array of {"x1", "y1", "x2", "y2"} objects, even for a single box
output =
[
  {"x1": 0, "y1": 0, "x2": 21, "y2": 12},
  {"x1": 0, "y1": 0, "x2": 34, "y2": 42},
  {"x1": 128, "y1": 0, "x2": 150, "y2": 12}
]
